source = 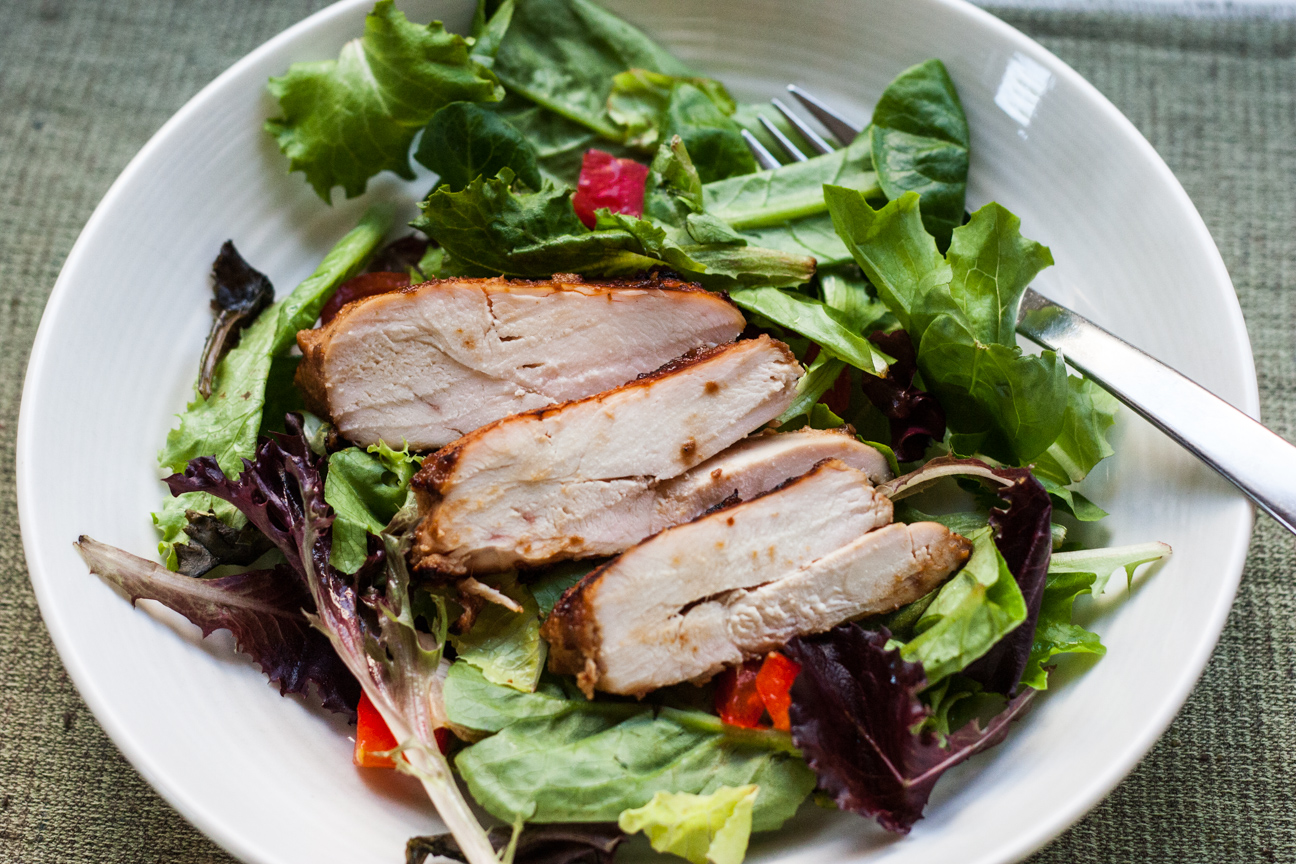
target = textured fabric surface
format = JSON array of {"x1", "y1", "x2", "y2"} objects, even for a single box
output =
[{"x1": 1, "y1": 2, "x2": 1293, "y2": 861}]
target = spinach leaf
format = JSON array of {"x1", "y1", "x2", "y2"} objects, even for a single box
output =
[
  {"x1": 729, "y1": 287, "x2": 892, "y2": 375},
  {"x1": 610, "y1": 71, "x2": 754, "y2": 182},
  {"x1": 450, "y1": 573, "x2": 547, "y2": 692},
  {"x1": 486, "y1": 93, "x2": 625, "y2": 186},
  {"x1": 156, "y1": 207, "x2": 392, "y2": 564},
  {"x1": 703, "y1": 135, "x2": 878, "y2": 230},
  {"x1": 265, "y1": 0, "x2": 502, "y2": 201},
  {"x1": 415, "y1": 101, "x2": 542, "y2": 191},
  {"x1": 456, "y1": 708, "x2": 813, "y2": 830},
  {"x1": 899, "y1": 527, "x2": 1026, "y2": 686},
  {"x1": 869, "y1": 59, "x2": 969, "y2": 249},
  {"x1": 529, "y1": 560, "x2": 600, "y2": 617},
  {"x1": 486, "y1": 0, "x2": 693, "y2": 138},
  {"x1": 324, "y1": 442, "x2": 421, "y2": 574},
  {"x1": 444, "y1": 662, "x2": 578, "y2": 734},
  {"x1": 448, "y1": 666, "x2": 813, "y2": 830}
]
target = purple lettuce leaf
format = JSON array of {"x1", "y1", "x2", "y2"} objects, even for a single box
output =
[
  {"x1": 76, "y1": 536, "x2": 359, "y2": 715},
  {"x1": 881, "y1": 455, "x2": 1054, "y2": 694},
  {"x1": 962, "y1": 468, "x2": 1053, "y2": 694},
  {"x1": 168, "y1": 414, "x2": 499, "y2": 863},
  {"x1": 857, "y1": 329, "x2": 946, "y2": 462},
  {"x1": 785, "y1": 624, "x2": 1034, "y2": 834},
  {"x1": 164, "y1": 418, "x2": 322, "y2": 579}
]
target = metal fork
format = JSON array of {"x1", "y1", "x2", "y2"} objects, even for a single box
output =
[{"x1": 746, "y1": 87, "x2": 1296, "y2": 535}]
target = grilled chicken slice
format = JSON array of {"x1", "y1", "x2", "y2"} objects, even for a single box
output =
[
  {"x1": 295, "y1": 275, "x2": 746, "y2": 449},
  {"x1": 542, "y1": 460, "x2": 971, "y2": 697},
  {"x1": 410, "y1": 336, "x2": 802, "y2": 575}
]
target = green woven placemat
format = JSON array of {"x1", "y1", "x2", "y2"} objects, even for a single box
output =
[{"x1": 1, "y1": 3, "x2": 1292, "y2": 861}]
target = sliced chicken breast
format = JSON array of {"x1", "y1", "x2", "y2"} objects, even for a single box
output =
[
  {"x1": 542, "y1": 460, "x2": 971, "y2": 696},
  {"x1": 410, "y1": 336, "x2": 802, "y2": 575},
  {"x1": 296, "y1": 275, "x2": 746, "y2": 449}
]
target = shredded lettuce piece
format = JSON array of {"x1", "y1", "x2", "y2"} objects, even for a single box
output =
[{"x1": 450, "y1": 573, "x2": 547, "y2": 693}]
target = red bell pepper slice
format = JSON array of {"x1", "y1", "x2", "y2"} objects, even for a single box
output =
[
  {"x1": 319, "y1": 271, "x2": 410, "y2": 325},
  {"x1": 353, "y1": 691, "x2": 399, "y2": 768},
  {"x1": 572, "y1": 149, "x2": 648, "y2": 229},
  {"x1": 714, "y1": 659, "x2": 767, "y2": 729},
  {"x1": 353, "y1": 692, "x2": 449, "y2": 769},
  {"x1": 755, "y1": 651, "x2": 802, "y2": 732}
]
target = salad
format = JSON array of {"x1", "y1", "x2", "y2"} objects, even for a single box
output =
[{"x1": 76, "y1": 2, "x2": 1174, "y2": 863}]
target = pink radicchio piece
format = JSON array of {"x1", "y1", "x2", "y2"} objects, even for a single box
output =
[{"x1": 785, "y1": 623, "x2": 1034, "y2": 833}]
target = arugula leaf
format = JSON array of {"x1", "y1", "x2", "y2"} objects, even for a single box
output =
[
  {"x1": 618, "y1": 785, "x2": 758, "y2": 864},
  {"x1": 1020, "y1": 542, "x2": 1171, "y2": 689},
  {"x1": 899, "y1": 527, "x2": 1025, "y2": 685},
  {"x1": 415, "y1": 101, "x2": 542, "y2": 191},
  {"x1": 486, "y1": 0, "x2": 693, "y2": 138},
  {"x1": 785, "y1": 623, "x2": 1034, "y2": 834},
  {"x1": 451, "y1": 673, "x2": 814, "y2": 830},
  {"x1": 869, "y1": 59, "x2": 969, "y2": 249},
  {"x1": 819, "y1": 267, "x2": 892, "y2": 333},
  {"x1": 1019, "y1": 570, "x2": 1104, "y2": 690},
  {"x1": 450, "y1": 572, "x2": 547, "y2": 692},
  {"x1": 729, "y1": 287, "x2": 892, "y2": 375},
  {"x1": 1048, "y1": 541, "x2": 1172, "y2": 595},
  {"x1": 155, "y1": 209, "x2": 391, "y2": 564},
  {"x1": 325, "y1": 442, "x2": 421, "y2": 574},
  {"x1": 265, "y1": 0, "x2": 502, "y2": 201},
  {"x1": 77, "y1": 537, "x2": 359, "y2": 715}
]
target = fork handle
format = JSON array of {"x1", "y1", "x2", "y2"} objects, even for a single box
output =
[{"x1": 1017, "y1": 288, "x2": 1296, "y2": 534}]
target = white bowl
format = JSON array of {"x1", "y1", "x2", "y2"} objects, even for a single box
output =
[{"x1": 17, "y1": 1, "x2": 1255, "y2": 863}]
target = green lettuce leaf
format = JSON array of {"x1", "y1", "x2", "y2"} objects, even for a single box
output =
[
  {"x1": 485, "y1": 0, "x2": 693, "y2": 139},
  {"x1": 899, "y1": 527, "x2": 1027, "y2": 686},
  {"x1": 155, "y1": 207, "x2": 391, "y2": 564},
  {"x1": 449, "y1": 573, "x2": 547, "y2": 692},
  {"x1": 827, "y1": 187, "x2": 1118, "y2": 467},
  {"x1": 414, "y1": 101, "x2": 542, "y2": 192},
  {"x1": 729, "y1": 287, "x2": 892, "y2": 375},
  {"x1": 324, "y1": 442, "x2": 421, "y2": 574},
  {"x1": 869, "y1": 58, "x2": 969, "y2": 249},
  {"x1": 265, "y1": 0, "x2": 502, "y2": 201},
  {"x1": 449, "y1": 670, "x2": 814, "y2": 830},
  {"x1": 776, "y1": 353, "x2": 847, "y2": 426},
  {"x1": 618, "y1": 785, "x2": 759, "y2": 864},
  {"x1": 414, "y1": 140, "x2": 814, "y2": 288},
  {"x1": 1019, "y1": 542, "x2": 1171, "y2": 689}
]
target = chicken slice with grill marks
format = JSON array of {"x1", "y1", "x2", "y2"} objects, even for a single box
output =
[
  {"x1": 409, "y1": 336, "x2": 802, "y2": 576},
  {"x1": 295, "y1": 275, "x2": 746, "y2": 449},
  {"x1": 541, "y1": 459, "x2": 972, "y2": 697}
]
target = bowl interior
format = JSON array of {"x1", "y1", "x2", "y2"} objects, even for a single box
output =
[{"x1": 17, "y1": 1, "x2": 1254, "y2": 863}]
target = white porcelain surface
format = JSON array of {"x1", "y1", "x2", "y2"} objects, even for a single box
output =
[{"x1": 17, "y1": 1, "x2": 1255, "y2": 863}]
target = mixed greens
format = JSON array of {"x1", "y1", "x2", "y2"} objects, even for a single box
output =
[{"x1": 76, "y1": 2, "x2": 1175, "y2": 863}]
